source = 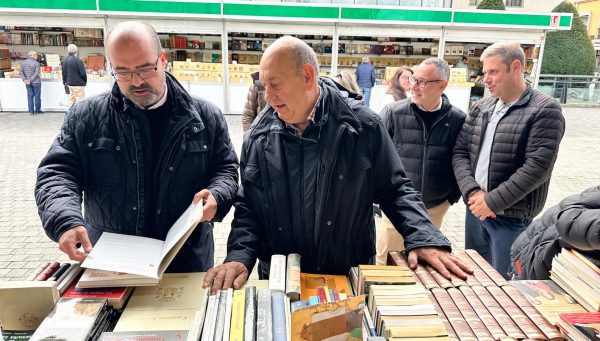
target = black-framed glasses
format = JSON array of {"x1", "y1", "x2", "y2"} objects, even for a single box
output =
[
  {"x1": 409, "y1": 76, "x2": 443, "y2": 88},
  {"x1": 111, "y1": 56, "x2": 160, "y2": 82}
]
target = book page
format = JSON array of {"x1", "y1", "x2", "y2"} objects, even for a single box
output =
[
  {"x1": 82, "y1": 232, "x2": 163, "y2": 278},
  {"x1": 158, "y1": 202, "x2": 203, "y2": 271}
]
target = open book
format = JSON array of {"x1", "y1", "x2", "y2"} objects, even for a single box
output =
[{"x1": 79, "y1": 202, "x2": 203, "y2": 288}]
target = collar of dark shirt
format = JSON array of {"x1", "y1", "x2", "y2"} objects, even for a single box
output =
[{"x1": 285, "y1": 86, "x2": 323, "y2": 137}]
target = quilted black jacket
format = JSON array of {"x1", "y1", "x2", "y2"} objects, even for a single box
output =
[
  {"x1": 225, "y1": 78, "x2": 451, "y2": 275},
  {"x1": 453, "y1": 85, "x2": 565, "y2": 219},
  {"x1": 35, "y1": 73, "x2": 239, "y2": 272},
  {"x1": 511, "y1": 185, "x2": 600, "y2": 279},
  {"x1": 380, "y1": 94, "x2": 465, "y2": 208}
]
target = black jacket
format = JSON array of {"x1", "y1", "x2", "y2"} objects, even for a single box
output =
[
  {"x1": 380, "y1": 95, "x2": 465, "y2": 208},
  {"x1": 61, "y1": 54, "x2": 87, "y2": 86},
  {"x1": 453, "y1": 86, "x2": 565, "y2": 219},
  {"x1": 35, "y1": 73, "x2": 239, "y2": 272},
  {"x1": 511, "y1": 185, "x2": 600, "y2": 280},
  {"x1": 225, "y1": 78, "x2": 451, "y2": 275}
]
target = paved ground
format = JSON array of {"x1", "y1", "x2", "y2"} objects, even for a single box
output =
[{"x1": 1, "y1": 107, "x2": 599, "y2": 280}]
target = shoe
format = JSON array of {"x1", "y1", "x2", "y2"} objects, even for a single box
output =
[
  {"x1": 35, "y1": 111, "x2": 45, "y2": 114},
  {"x1": 29, "y1": 112, "x2": 35, "y2": 115}
]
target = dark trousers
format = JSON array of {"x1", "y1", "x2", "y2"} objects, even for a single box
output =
[
  {"x1": 465, "y1": 209, "x2": 531, "y2": 280},
  {"x1": 26, "y1": 83, "x2": 42, "y2": 113}
]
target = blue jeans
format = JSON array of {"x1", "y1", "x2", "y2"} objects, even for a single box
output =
[
  {"x1": 26, "y1": 83, "x2": 42, "y2": 113},
  {"x1": 360, "y1": 87, "x2": 372, "y2": 109},
  {"x1": 465, "y1": 209, "x2": 531, "y2": 280}
]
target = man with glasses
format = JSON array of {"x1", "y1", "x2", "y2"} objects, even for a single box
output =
[
  {"x1": 377, "y1": 57, "x2": 465, "y2": 264},
  {"x1": 35, "y1": 21, "x2": 239, "y2": 272},
  {"x1": 203, "y1": 37, "x2": 471, "y2": 293},
  {"x1": 453, "y1": 42, "x2": 565, "y2": 279}
]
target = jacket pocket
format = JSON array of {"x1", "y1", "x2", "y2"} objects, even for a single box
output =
[
  {"x1": 242, "y1": 164, "x2": 263, "y2": 188},
  {"x1": 87, "y1": 137, "x2": 124, "y2": 185}
]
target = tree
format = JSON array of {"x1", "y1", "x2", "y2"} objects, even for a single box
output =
[
  {"x1": 476, "y1": 0, "x2": 505, "y2": 10},
  {"x1": 541, "y1": 1, "x2": 595, "y2": 75}
]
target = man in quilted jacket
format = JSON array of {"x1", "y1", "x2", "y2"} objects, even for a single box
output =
[{"x1": 35, "y1": 21, "x2": 239, "y2": 272}]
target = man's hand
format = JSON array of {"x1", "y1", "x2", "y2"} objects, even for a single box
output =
[
  {"x1": 58, "y1": 226, "x2": 92, "y2": 262},
  {"x1": 407, "y1": 247, "x2": 473, "y2": 280},
  {"x1": 193, "y1": 189, "x2": 217, "y2": 222},
  {"x1": 203, "y1": 262, "x2": 249, "y2": 295},
  {"x1": 468, "y1": 190, "x2": 496, "y2": 220},
  {"x1": 23, "y1": 79, "x2": 31, "y2": 85}
]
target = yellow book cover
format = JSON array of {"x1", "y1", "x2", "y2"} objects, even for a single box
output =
[
  {"x1": 125, "y1": 272, "x2": 206, "y2": 311},
  {"x1": 229, "y1": 289, "x2": 246, "y2": 341},
  {"x1": 114, "y1": 309, "x2": 198, "y2": 332}
]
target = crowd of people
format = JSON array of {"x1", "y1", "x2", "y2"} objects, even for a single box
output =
[{"x1": 34, "y1": 21, "x2": 596, "y2": 294}]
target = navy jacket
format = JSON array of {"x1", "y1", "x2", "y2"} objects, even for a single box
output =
[
  {"x1": 355, "y1": 63, "x2": 376, "y2": 88},
  {"x1": 35, "y1": 73, "x2": 239, "y2": 272},
  {"x1": 225, "y1": 78, "x2": 451, "y2": 275},
  {"x1": 62, "y1": 54, "x2": 87, "y2": 87}
]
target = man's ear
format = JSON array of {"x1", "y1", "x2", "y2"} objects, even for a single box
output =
[
  {"x1": 303, "y1": 63, "x2": 316, "y2": 84},
  {"x1": 511, "y1": 59, "x2": 522, "y2": 74}
]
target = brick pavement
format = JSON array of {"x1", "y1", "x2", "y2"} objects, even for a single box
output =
[{"x1": 0, "y1": 107, "x2": 599, "y2": 280}]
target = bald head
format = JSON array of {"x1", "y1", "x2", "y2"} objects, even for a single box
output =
[
  {"x1": 262, "y1": 36, "x2": 319, "y2": 77},
  {"x1": 105, "y1": 21, "x2": 162, "y2": 57}
]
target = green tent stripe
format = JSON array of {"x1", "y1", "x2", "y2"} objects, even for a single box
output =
[
  {"x1": 0, "y1": 0, "x2": 96, "y2": 10},
  {"x1": 223, "y1": 3, "x2": 338, "y2": 19},
  {"x1": 454, "y1": 11, "x2": 555, "y2": 26},
  {"x1": 341, "y1": 7, "x2": 451, "y2": 23},
  {"x1": 98, "y1": 0, "x2": 220, "y2": 15},
  {"x1": 559, "y1": 15, "x2": 571, "y2": 28}
]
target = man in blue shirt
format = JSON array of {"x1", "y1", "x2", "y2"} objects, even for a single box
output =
[{"x1": 355, "y1": 56, "x2": 376, "y2": 108}]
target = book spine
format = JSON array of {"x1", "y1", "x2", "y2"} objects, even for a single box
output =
[
  {"x1": 426, "y1": 265, "x2": 454, "y2": 289},
  {"x1": 214, "y1": 290, "x2": 228, "y2": 341},
  {"x1": 201, "y1": 295, "x2": 216, "y2": 341},
  {"x1": 243, "y1": 286, "x2": 257, "y2": 341},
  {"x1": 271, "y1": 292, "x2": 286, "y2": 341},
  {"x1": 256, "y1": 289, "x2": 272, "y2": 341},
  {"x1": 222, "y1": 288, "x2": 234, "y2": 341},
  {"x1": 431, "y1": 288, "x2": 478, "y2": 341},
  {"x1": 34, "y1": 262, "x2": 60, "y2": 281},
  {"x1": 486, "y1": 286, "x2": 545, "y2": 340},
  {"x1": 458, "y1": 286, "x2": 506, "y2": 340},
  {"x1": 26, "y1": 262, "x2": 50, "y2": 281},
  {"x1": 285, "y1": 253, "x2": 301, "y2": 301},
  {"x1": 48, "y1": 263, "x2": 71, "y2": 282},
  {"x1": 465, "y1": 249, "x2": 509, "y2": 287},
  {"x1": 428, "y1": 292, "x2": 458, "y2": 340},
  {"x1": 447, "y1": 288, "x2": 494, "y2": 341},
  {"x1": 502, "y1": 285, "x2": 564, "y2": 340},
  {"x1": 55, "y1": 263, "x2": 76, "y2": 286},
  {"x1": 57, "y1": 264, "x2": 82, "y2": 296},
  {"x1": 413, "y1": 263, "x2": 440, "y2": 289},
  {"x1": 471, "y1": 285, "x2": 525, "y2": 339},
  {"x1": 268, "y1": 255, "x2": 286, "y2": 293},
  {"x1": 316, "y1": 286, "x2": 328, "y2": 303},
  {"x1": 387, "y1": 251, "x2": 410, "y2": 267},
  {"x1": 229, "y1": 289, "x2": 246, "y2": 341},
  {"x1": 453, "y1": 250, "x2": 493, "y2": 287}
]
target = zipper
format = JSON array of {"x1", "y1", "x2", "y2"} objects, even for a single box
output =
[
  {"x1": 299, "y1": 139, "x2": 304, "y2": 238},
  {"x1": 421, "y1": 112, "x2": 449, "y2": 194},
  {"x1": 128, "y1": 118, "x2": 141, "y2": 233},
  {"x1": 485, "y1": 106, "x2": 511, "y2": 191}
]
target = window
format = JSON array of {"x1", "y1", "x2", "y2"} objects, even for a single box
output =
[{"x1": 505, "y1": 0, "x2": 523, "y2": 7}]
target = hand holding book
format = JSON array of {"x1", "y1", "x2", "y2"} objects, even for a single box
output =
[
  {"x1": 193, "y1": 188, "x2": 218, "y2": 222},
  {"x1": 58, "y1": 225, "x2": 93, "y2": 262}
]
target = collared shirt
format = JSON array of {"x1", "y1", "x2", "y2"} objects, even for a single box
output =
[
  {"x1": 284, "y1": 87, "x2": 322, "y2": 137},
  {"x1": 475, "y1": 99, "x2": 515, "y2": 191},
  {"x1": 416, "y1": 97, "x2": 443, "y2": 112}
]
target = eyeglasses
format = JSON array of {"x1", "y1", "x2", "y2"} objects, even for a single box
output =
[
  {"x1": 400, "y1": 75, "x2": 411, "y2": 81},
  {"x1": 409, "y1": 76, "x2": 443, "y2": 88},
  {"x1": 111, "y1": 56, "x2": 160, "y2": 82}
]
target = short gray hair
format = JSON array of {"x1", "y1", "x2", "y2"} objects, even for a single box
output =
[
  {"x1": 105, "y1": 21, "x2": 162, "y2": 56},
  {"x1": 481, "y1": 41, "x2": 525, "y2": 73},
  {"x1": 67, "y1": 44, "x2": 78, "y2": 54},
  {"x1": 28, "y1": 50, "x2": 37, "y2": 58},
  {"x1": 269, "y1": 36, "x2": 319, "y2": 76},
  {"x1": 421, "y1": 57, "x2": 450, "y2": 81}
]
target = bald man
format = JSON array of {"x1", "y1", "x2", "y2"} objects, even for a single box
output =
[
  {"x1": 204, "y1": 36, "x2": 471, "y2": 293},
  {"x1": 35, "y1": 21, "x2": 239, "y2": 272}
]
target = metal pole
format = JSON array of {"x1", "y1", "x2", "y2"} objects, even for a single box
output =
[
  {"x1": 533, "y1": 31, "x2": 547, "y2": 89},
  {"x1": 438, "y1": 27, "x2": 446, "y2": 59},
  {"x1": 221, "y1": 21, "x2": 230, "y2": 115},
  {"x1": 331, "y1": 23, "x2": 339, "y2": 76}
]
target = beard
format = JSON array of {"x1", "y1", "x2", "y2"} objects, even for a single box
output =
[{"x1": 123, "y1": 83, "x2": 162, "y2": 108}]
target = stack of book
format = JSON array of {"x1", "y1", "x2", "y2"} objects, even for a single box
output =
[
  {"x1": 550, "y1": 248, "x2": 600, "y2": 313},
  {"x1": 387, "y1": 250, "x2": 564, "y2": 341},
  {"x1": 27, "y1": 261, "x2": 83, "y2": 295},
  {"x1": 556, "y1": 312, "x2": 600, "y2": 340}
]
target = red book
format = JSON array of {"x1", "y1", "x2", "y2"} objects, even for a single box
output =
[
  {"x1": 558, "y1": 312, "x2": 600, "y2": 341},
  {"x1": 34, "y1": 262, "x2": 60, "y2": 281},
  {"x1": 316, "y1": 286, "x2": 328, "y2": 303},
  {"x1": 63, "y1": 278, "x2": 132, "y2": 309}
]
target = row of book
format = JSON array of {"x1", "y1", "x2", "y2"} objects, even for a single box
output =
[{"x1": 0, "y1": 32, "x2": 73, "y2": 46}]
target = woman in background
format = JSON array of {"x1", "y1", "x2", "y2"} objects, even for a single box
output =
[
  {"x1": 331, "y1": 70, "x2": 361, "y2": 94},
  {"x1": 378, "y1": 66, "x2": 413, "y2": 113}
]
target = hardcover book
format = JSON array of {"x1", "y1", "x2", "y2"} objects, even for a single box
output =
[
  {"x1": 98, "y1": 330, "x2": 188, "y2": 341},
  {"x1": 0, "y1": 281, "x2": 60, "y2": 331}
]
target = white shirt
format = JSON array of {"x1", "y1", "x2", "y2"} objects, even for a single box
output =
[{"x1": 474, "y1": 100, "x2": 514, "y2": 191}]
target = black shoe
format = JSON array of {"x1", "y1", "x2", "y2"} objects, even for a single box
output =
[
  {"x1": 35, "y1": 111, "x2": 45, "y2": 114},
  {"x1": 29, "y1": 112, "x2": 35, "y2": 115}
]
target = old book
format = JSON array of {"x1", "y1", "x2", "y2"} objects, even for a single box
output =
[
  {"x1": 33, "y1": 261, "x2": 60, "y2": 281},
  {"x1": 458, "y1": 286, "x2": 506, "y2": 340},
  {"x1": 430, "y1": 288, "x2": 477, "y2": 341},
  {"x1": 56, "y1": 263, "x2": 83, "y2": 295},
  {"x1": 0, "y1": 281, "x2": 60, "y2": 331},
  {"x1": 446, "y1": 288, "x2": 494, "y2": 340},
  {"x1": 63, "y1": 277, "x2": 133, "y2": 310},
  {"x1": 244, "y1": 286, "x2": 257, "y2": 341},
  {"x1": 557, "y1": 312, "x2": 600, "y2": 341},
  {"x1": 358, "y1": 264, "x2": 415, "y2": 295},
  {"x1": 272, "y1": 291, "x2": 287, "y2": 341},
  {"x1": 413, "y1": 263, "x2": 440, "y2": 289},
  {"x1": 510, "y1": 280, "x2": 587, "y2": 324},
  {"x1": 285, "y1": 253, "x2": 301, "y2": 301},
  {"x1": 299, "y1": 273, "x2": 353, "y2": 301},
  {"x1": 77, "y1": 268, "x2": 160, "y2": 288},
  {"x1": 201, "y1": 293, "x2": 218, "y2": 341},
  {"x1": 114, "y1": 273, "x2": 208, "y2": 332},
  {"x1": 471, "y1": 285, "x2": 525, "y2": 339},
  {"x1": 81, "y1": 202, "x2": 203, "y2": 286},
  {"x1": 30, "y1": 297, "x2": 107, "y2": 341},
  {"x1": 428, "y1": 291, "x2": 457, "y2": 340},
  {"x1": 486, "y1": 286, "x2": 546, "y2": 339},
  {"x1": 387, "y1": 250, "x2": 409, "y2": 267},
  {"x1": 187, "y1": 310, "x2": 204, "y2": 341},
  {"x1": 26, "y1": 262, "x2": 50, "y2": 281},
  {"x1": 454, "y1": 250, "x2": 494, "y2": 287},
  {"x1": 465, "y1": 249, "x2": 509, "y2": 287},
  {"x1": 552, "y1": 251, "x2": 600, "y2": 312},
  {"x1": 502, "y1": 285, "x2": 564, "y2": 340},
  {"x1": 256, "y1": 289, "x2": 272, "y2": 341},
  {"x1": 213, "y1": 290, "x2": 229, "y2": 341},
  {"x1": 268, "y1": 254, "x2": 286, "y2": 293},
  {"x1": 48, "y1": 263, "x2": 71, "y2": 282},
  {"x1": 98, "y1": 330, "x2": 188, "y2": 341},
  {"x1": 426, "y1": 265, "x2": 454, "y2": 289},
  {"x1": 229, "y1": 289, "x2": 246, "y2": 341},
  {"x1": 0, "y1": 330, "x2": 34, "y2": 341},
  {"x1": 223, "y1": 288, "x2": 234, "y2": 341}
]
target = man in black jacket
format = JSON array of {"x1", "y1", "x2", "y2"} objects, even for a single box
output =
[
  {"x1": 61, "y1": 44, "x2": 87, "y2": 107},
  {"x1": 35, "y1": 21, "x2": 239, "y2": 272},
  {"x1": 204, "y1": 36, "x2": 471, "y2": 292},
  {"x1": 453, "y1": 41, "x2": 565, "y2": 279},
  {"x1": 378, "y1": 57, "x2": 465, "y2": 265}
]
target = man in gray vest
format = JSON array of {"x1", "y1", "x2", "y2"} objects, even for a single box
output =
[{"x1": 20, "y1": 50, "x2": 42, "y2": 115}]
